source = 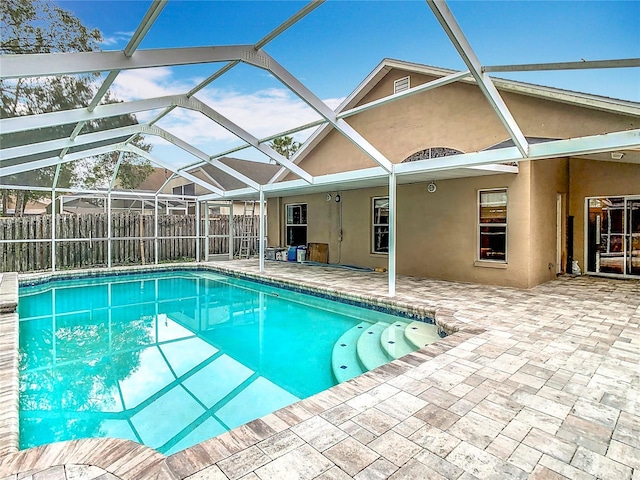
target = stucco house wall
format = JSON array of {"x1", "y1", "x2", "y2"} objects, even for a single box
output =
[
  {"x1": 285, "y1": 69, "x2": 636, "y2": 180},
  {"x1": 269, "y1": 63, "x2": 638, "y2": 287},
  {"x1": 569, "y1": 158, "x2": 640, "y2": 275}
]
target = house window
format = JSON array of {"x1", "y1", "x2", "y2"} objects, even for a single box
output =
[
  {"x1": 394, "y1": 76, "x2": 410, "y2": 94},
  {"x1": 286, "y1": 203, "x2": 307, "y2": 246},
  {"x1": 173, "y1": 183, "x2": 195, "y2": 196},
  {"x1": 372, "y1": 197, "x2": 389, "y2": 254},
  {"x1": 479, "y1": 189, "x2": 507, "y2": 261}
]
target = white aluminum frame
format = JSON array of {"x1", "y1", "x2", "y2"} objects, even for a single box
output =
[
  {"x1": 583, "y1": 195, "x2": 640, "y2": 279},
  {"x1": 1, "y1": 0, "x2": 638, "y2": 294}
]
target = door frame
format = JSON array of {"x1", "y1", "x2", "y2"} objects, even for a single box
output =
[{"x1": 584, "y1": 195, "x2": 640, "y2": 279}]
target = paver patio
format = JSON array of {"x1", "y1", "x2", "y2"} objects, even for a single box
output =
[{"x1": 0, "y1": 260, "x2": 638, "y2": 479}]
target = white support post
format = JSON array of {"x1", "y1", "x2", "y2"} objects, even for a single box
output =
[
  {"x1": 426, "y1": 0, "x2": 529, "y2": 157},
  {"x1": 195, "y1": 200, "x2": 201, "y2": 262},
  {"x1": 388, "y1": 171, "x2": 397, "y2": 296},
  {"x1": 51, "y1": 164, "x2": 61, "y2": 272},
  {"x1": 107, "y1": 192, "x2": 112, "y2": 268},
  {"x1": 51, "y1": 188, "x2": 57, "y2": 272},
  {"x1": 229, "y1": 202, "x2": 234, "y2": 260},
  {"x1": 154, "y1": 195, "x2": 159, "y2": 264},
  {"x1": 259, "y1": 189, "x2": 265, "y2": 272},
  {"x1": 204, "y1": 201, "x2": 209, "y2": 262}
]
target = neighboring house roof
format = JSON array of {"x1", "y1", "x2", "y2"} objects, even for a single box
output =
[
  {"x1": 3, "y1": 196, "x2": 51, "y2": 216},
  {"x1": 135, "y1": 167, "x2": 173, "y2": 192},
  {"x1": 178, "y1": 157, "x2": 281, "y2": 192},
  {"x1": 271, "y1": 58, "x2": 640, "y2": 183}
]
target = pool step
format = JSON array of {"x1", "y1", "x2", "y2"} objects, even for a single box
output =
[
  {"x1": 331, "y1": 322, "x2": 368, "y2": 383},
  {"x1": 381, "y1": 322, "x2": 417, "y2": 359},
  {"x1": 405, "y1": 321, "x2": 441, "y2": 349},
  {"x1": 356, "y1": 322, "x2": 393, "y2": 371}
]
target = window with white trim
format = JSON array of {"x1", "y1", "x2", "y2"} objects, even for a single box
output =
[
  {"x1": 478, "y1": 189, "x2": 507, "y2": 261},
  {"x1": 394, "y1": 76, "x2": 410, "y2": 94},
  {"x1": 172, "y1": 182, "x2": 195, "y2": 196},
  {"x1": 286, "y1": 203, "x2": 307, "y2": 246},
  {"x1": 372, "y1": 197, "x2": 389, "y2": 254}
]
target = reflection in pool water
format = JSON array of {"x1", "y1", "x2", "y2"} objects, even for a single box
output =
[{"x1": 18, "y1": 271, "x2": 431, "y2": 454}]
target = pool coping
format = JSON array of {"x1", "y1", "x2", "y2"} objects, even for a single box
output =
[{"x1": 0, "y1": 262, "x2": 476, "y2": 477}]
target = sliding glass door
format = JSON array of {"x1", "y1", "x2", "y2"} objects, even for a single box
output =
[
  {"x1": 628, "y1": 198, "x2": 640, "y2": 276},
  {"x1": 586, "y1": 195, "x2": 640, "y2": 278}
]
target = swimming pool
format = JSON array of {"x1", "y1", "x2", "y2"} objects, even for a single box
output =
[{"x1": 18, "y1": 270, "x2": 441, "y2": 454}]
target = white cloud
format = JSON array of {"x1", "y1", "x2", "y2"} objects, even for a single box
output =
[
  {"x1": 111, "y1": 67, "x2": 196, "y2": 102},
  {"x1": 100, "y1": 31, "x2": 135, "y2": 47},
  {"x1": 110, "y1": 68, "x2": 346, "y2": 158}
]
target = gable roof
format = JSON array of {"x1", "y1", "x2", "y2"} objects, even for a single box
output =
[
  {"x1": 183, "y1": 157, "x2": 281, "y2": 193},
  {"x1": 271, "y1": 58, "x2": 640, "y2": 183}
]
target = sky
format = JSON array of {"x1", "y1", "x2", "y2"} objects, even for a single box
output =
[{"x1": 54, "y1": 0, "x2": 640, "y2": 167}]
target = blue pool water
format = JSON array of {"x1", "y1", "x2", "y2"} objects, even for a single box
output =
[{"x1": 17, "y1": 270, "x2": 439, "y2": 454}]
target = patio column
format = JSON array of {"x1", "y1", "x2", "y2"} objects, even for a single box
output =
[
  {"x1": 204, "y1": 201, "x2": 209, "y2": 262},
  {"x1": 259, "y1": 188, "x2": 265, "y2": 272},
  {"x1": 228, "y1": 201, "x2": 234, "y2": 260},
  {"x1": 154, "y1": 196, "x2": 159, "y2": 264},
  {"x1": 107, "y1": 192, "x2": 112, "y2": 268},
  {"x1": 388, "y1": 171, "x2": 397, "y2": 296},
  {"x1": 51, "y1": 164, "x2": 61, "y2": 272},
  {"x1": 195, "y1": 200, "x2": 201, "y2": 262},
  {"x1": 51, "y1": 189, "x2": 57, "y2": 272}
]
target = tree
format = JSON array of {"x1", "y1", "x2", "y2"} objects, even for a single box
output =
[
  {"x1": 0, "y1": 0, "x2": 152, "y2": 216},
  {"x1": 269, "y1": 135, "x2": 301, "y2": 160}
]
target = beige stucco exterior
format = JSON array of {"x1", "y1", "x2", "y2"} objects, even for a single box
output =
[{"x1": 269, "y1": 63, "x2": 639, "y2": 288}]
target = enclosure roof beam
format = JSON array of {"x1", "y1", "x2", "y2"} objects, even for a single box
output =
[
  {"x1": 207, "y1": 118, "x2": 326, "y2": 161},
  {"x1": 427, "y1": 0, "x2": 529, "y2": 157},
  {"x1": 1, "y1": 94, "x2": 314, "y2": 185},
  {"x1": 256, "y1": 53, "x2": 394, "y2": 173},
  {"x1": 484, "y1": 58, "x2": 640, "y2": 73},
  {"x1": 147, "y1": 1, "x2": 324, "y2": 126},
  {"x1": 108, "y1": 152, "x2": 125, "y2": 192},
  {"x1": 0, "y1": 95, "x2": 179, "y2": 134},
  {"x1": 394, "y1": 129, "x2": 640, "y2": 174},
  {"x1": 1, "y1": 142, "x2": 225, "y2": 197},
  {"x1": 337, "y1": 70, "x2": 471, "y2": 119},
  {"x1": 145, "y1": 125, "x2": 260, "y2": 190},
  {"x1": 198, "y1": 128, "x2": 640, "y2": 201},
  {"x1": 0, "y1": 124, "x2": 144, "y2": 161},
  {"x1": 61, "y1": 0, "x2": 167, "y2": 150},
  {"x1": 185, "y1": 96, "x2": 314, "y2": 183},
  {"x1": 0, "y1": 144, "x2": 125, "y2": 177},
  {"x1": 0, "y1": 121, "x2": 262, "y2": 192},
  {"x1": 0, "y1": 45, "x2": 259, "y2": 79},
  {"x1": 122, "y1": 144, "x2": 225, "y2": 196},
  {"x1": 156, "y1": 172, "x2": 177, "y2": 196}
]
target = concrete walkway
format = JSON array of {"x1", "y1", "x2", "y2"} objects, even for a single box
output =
[{"x1": 0, "y1": 260, "x2": 638, "y2": 479}]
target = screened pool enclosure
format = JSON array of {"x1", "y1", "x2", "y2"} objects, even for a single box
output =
[{"x1": 1, "y1": 0, "x2": 638, "y2": 293}]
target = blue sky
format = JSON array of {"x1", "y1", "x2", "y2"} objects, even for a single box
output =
[{"x1": 55, "y1": 0, "x2": 640, "y2": 165}]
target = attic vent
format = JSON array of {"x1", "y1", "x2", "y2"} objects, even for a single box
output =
[{"x1": 394, "y1": 76, "x2": 410, "y2": 94}]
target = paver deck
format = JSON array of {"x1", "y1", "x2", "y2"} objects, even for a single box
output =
[{"x1": 0, "y1": 259, "x2": 638, "y2": 479}]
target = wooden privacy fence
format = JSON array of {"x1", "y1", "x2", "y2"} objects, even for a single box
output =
[{"x1": 0, "y1": 213, "x2": 260, "y2": 273}]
